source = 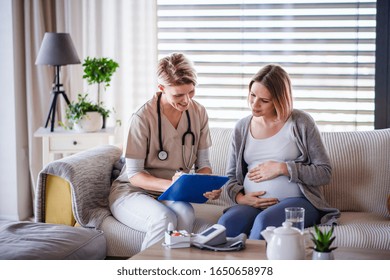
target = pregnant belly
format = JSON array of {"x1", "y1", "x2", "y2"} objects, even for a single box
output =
[{"x1": 243, "y1": 175, "x2": 303, "y2": 200}]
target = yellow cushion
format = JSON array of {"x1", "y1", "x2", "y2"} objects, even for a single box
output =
[{"x1": 45, "y1": 175, "x2": 76, "y2": 226}]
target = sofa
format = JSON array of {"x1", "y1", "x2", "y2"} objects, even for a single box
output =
[{"x1": 35, "y1": 127, "x2": 390, "y2": 258}]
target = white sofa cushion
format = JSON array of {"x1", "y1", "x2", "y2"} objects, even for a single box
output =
[
  {"x1": 325, "y1": 212, "x2": 390, "y2": 250},
  {"x1": 321, "y1": 129, "x2": 390, "y2": 218}
]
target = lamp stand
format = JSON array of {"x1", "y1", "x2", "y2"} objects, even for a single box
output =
[{"x1": 45, "y1": 65, "x2": 71, "y2": 132}]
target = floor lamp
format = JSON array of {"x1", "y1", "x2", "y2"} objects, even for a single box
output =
[{"x1": 35, "y1": 32, "x2": 80, "y2": 132}]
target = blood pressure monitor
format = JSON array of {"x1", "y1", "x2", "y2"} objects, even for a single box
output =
[{"x1": 191, "y1": 224, "x2": 227, "y2": 246}]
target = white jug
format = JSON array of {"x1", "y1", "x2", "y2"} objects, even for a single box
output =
[{"x1": 261, "y1": 221, "x2": 309, "y2": 260}]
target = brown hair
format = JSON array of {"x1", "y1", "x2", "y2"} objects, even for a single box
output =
[
  {"x1": 249, "y1": 64, "x2": 293, "y2": 121},
  {"x1": 157, "y1": 53, "x2": 197, "y2": 86}
]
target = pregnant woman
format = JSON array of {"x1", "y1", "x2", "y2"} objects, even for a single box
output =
[{"x1": 217, "y1": 64, "x2": 340, "y2": 239}]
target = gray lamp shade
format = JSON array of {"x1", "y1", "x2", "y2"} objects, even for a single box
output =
[{"x1": 35, "y1": 32, "x2": 80, "y2": 66}]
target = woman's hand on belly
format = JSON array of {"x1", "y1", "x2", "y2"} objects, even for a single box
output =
[
  {"x1": 247, "y1": 161, "x2": 288, "y2": 182},
  {"x1": 236, "y1": 191, "x2": 279, "y2": 209}
]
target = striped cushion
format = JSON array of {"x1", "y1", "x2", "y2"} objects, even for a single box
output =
[
  {"x1": 206, "y1": 127, "x2": 234, "y2": 207},
  {"x1": 101, "y1": 216, "x2": 143, "y2": 257},
  {"x1": 321, "y1": 129, "x2": 390, "y2": 218},
  {"x1": 209, "y1": 127, "x2": 232, "y2": 177},
  {"x1": 313, "y1": 212, "x2": 390, "y2": 250}
]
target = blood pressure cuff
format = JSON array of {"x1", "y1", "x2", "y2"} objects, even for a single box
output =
[{"x1": 192, "y1": 233, "x2": 247, "y2": 252}]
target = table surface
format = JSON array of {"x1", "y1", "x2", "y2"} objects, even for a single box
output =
[{"x1": 131, "y1": 239, "x2": 390, "y2": 260}]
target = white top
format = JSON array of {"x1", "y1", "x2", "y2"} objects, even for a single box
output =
[{"x1": 243, "y1": 117, "x2": 303, "y2": 200}]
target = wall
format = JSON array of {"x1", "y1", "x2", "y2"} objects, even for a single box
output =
[{"x1": 0, "y1": 0, "x2": 32, "y2": 220}]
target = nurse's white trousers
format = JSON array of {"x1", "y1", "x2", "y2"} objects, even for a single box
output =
[{"x1": 110, "y1": 192, "x2": 195, "y2": 251}]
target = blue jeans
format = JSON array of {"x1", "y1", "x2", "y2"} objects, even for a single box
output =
[{"x1": 218, "y1": 197, "x2": 321, "y2": 239}]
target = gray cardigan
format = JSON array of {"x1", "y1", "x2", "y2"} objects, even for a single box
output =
[{"x1": 225, "y1": 109, "x2": 340, "y2": 225}]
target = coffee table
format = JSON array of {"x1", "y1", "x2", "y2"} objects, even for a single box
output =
[
  {"x1": 130, "y1": 240, "x2": 390, "y2": 260},
  {"x1": 131, "y1": 240, "x2": 266, "y2": 260}
]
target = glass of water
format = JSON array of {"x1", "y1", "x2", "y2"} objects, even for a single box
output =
[{"x1": 285, "y1": 207, "x2": 305, "y2": 232}]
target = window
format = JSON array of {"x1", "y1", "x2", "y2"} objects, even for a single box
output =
[{"x1": 157, "y1": 0, "x2": 376, "y2": 131}]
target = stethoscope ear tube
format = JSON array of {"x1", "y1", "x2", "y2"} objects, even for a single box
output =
[
  {"x1": 157, "y1": 93, "x2": 167, "y2": 160},
  {"x1": 156, "y1": 92, "x2": 195, "y2": 169}
]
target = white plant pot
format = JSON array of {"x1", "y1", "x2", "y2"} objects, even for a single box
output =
[
  {"x1": 74, "y1": 112, "x2": 103, "y2": 132},
  {"x1": 312, "y1": 251, "x2": 334, "y2": 260}
]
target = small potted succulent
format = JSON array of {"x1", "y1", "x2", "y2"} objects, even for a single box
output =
[
  {"x1": 310, "y1": 224, "x2": 337, "y2": 260},
  {"x1": 64, "y1": 93, "x2": 110, "y2": 132}
]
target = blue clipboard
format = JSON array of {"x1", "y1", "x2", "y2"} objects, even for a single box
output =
[{"x1": 158, "y1": 174, "x2": 229, "y2": 203}]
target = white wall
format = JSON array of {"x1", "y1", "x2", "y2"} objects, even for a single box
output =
[{"x1": 0, "y1": 0, "x2": 32, "y2": 220}]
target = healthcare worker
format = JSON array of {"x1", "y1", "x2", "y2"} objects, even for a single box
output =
[{"x1": 109, "y1": 53, "x2": 221, "y2": 250}]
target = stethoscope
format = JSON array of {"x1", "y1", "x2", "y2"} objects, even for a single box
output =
[{"x1": 157, "y1": 92, "x2": 195, "y2": 170}]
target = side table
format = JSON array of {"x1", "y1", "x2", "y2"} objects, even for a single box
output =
[{"x1": 34, "y1": 126, "x2": 116, "y2": 167}]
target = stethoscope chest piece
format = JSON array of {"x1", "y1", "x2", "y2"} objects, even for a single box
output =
[{"x1": 158, "y1": 150, "x2": 168, "y2": 161}]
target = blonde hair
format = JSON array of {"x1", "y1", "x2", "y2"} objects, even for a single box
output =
[
  {"x1": 157, "y1": 53, "x2": 197, "y2": 86},
  {"x1": 249, "y1": 64, "x2": 293, "y2": 121}
]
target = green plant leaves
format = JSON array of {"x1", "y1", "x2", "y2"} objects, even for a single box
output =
[
  {"x1": 65, "y1": 93, "x2": 110, "y2": 128},
  {"x1": 82, "y1": 57, "x2": 119, "y2": 88},
  {"x1": 63, "y1": 57, "x2": 120, "y2": 129},
  {"x1": 310, "y1": 224, "x2": 338, "y2": 253}
]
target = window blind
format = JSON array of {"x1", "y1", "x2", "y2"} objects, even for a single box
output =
[{"x1": 157, "y1": 0, "x2": 376, "y2": 131}]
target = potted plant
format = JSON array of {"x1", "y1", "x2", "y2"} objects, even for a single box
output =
[
  {"x1": 310, "y1": 224, "x2": 337, "y2": 260},
  {"x1": 82, "y1": 56, "x2": 119, "y2": 128},
  {"x1": 64, "y1": 93, "x2": 110, "y2": 132}
]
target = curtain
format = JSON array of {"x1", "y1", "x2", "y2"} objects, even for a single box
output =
[
  {"x1": 19, "y1": 0, "x2": 157, "y2": 212},
  {"x1": 23, "y1": 0, "x2": 56, "y2": 208}
]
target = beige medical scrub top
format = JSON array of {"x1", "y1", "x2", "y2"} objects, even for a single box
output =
[{"x1": 109, "y1": 92, "x2": 212, "y2": 201}]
